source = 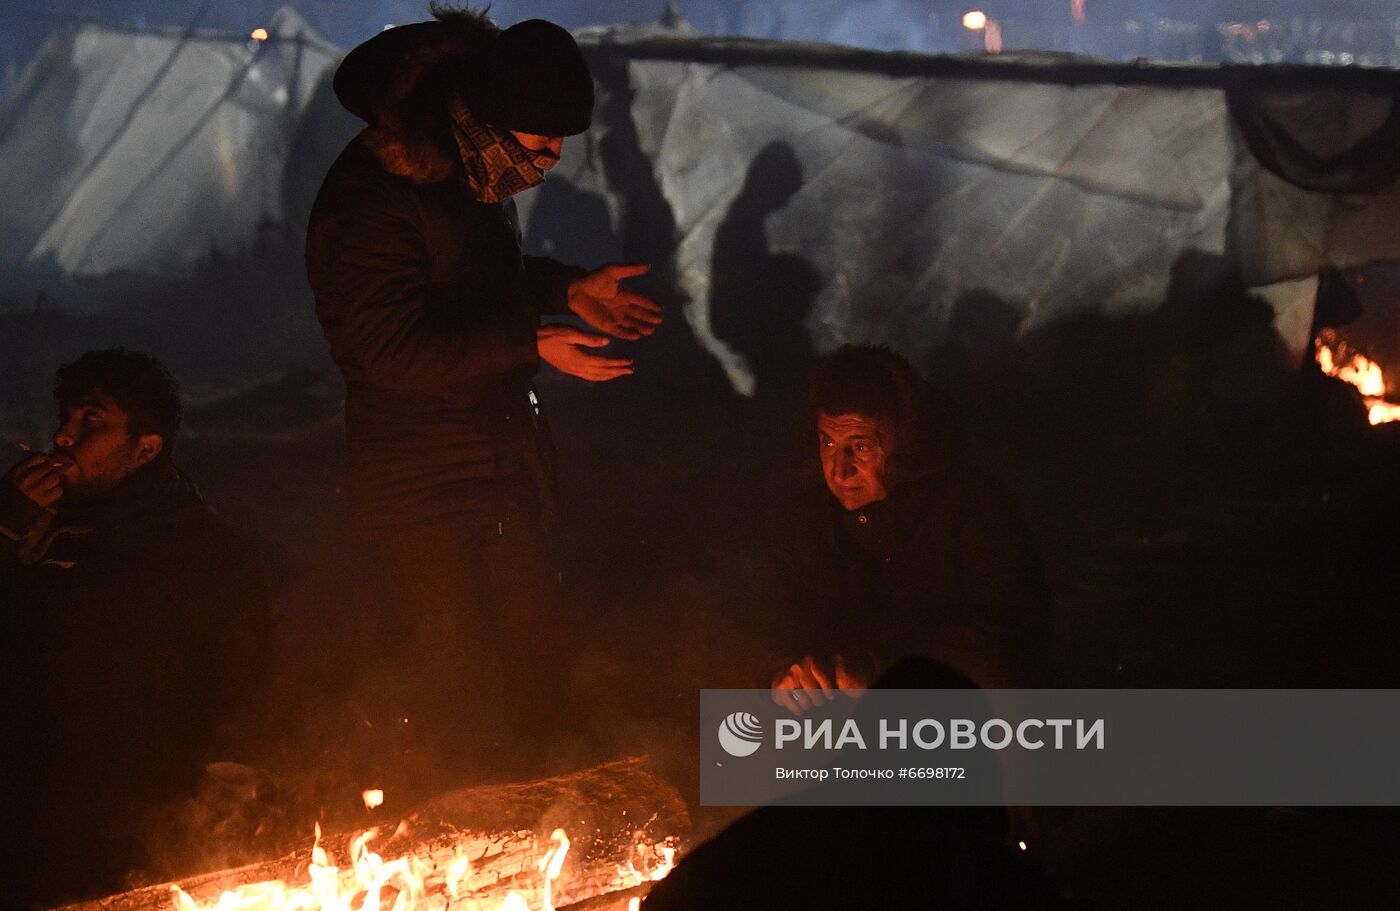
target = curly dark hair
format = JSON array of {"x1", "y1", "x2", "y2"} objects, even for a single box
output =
[
  {"x1": 805, "y1": 344, "x2": 961, "y2": 483},
  {"x1": 54, "y1": 349, "x2": 182, "y2": 453}
]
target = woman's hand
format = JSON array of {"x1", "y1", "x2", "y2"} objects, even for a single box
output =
[{"x1": 537, "y1": 325, "x2": 634, "y2": 381}]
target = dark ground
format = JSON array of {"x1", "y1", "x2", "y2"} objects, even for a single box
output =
[{"x1": 4, "y1": 242, "x2": 1400, "y2": 908}]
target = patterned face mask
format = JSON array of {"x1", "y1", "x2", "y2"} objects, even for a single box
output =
[{"x1": 449, "y1": 95, "x2": 554, "y2": 204}]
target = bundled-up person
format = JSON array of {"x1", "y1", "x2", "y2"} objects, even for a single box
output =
[
  {"x1": 0, "y1": 349, "x2": 269, "y2": 908},
  {"x1": 304, "y1": 6, "x2": 661, "y2": 780},
  {"x1": 718, "y1": 344, "x2": 1051, "y2": 709}
]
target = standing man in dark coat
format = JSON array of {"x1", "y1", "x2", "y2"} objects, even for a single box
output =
[
  {"x1": 304, "y1": 7, "x2": 661, "y2": 777},
  {"x1": 0, "y1": 349, "x2": 269, "y2": 908}
]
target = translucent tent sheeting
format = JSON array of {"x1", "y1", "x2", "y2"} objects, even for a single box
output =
[
  {"x1": 536, "y1": 32, "x2": 1400, "y2": 384},
  {"x1": 0, "y1": 8, "x2": 338, "y2": 290},
  {"x1": 3, "y1": 10, "x2": 1398, "y2": 381},
  {"x1": 658, "y1": 61, "x2": 1231, "y2": 352}
]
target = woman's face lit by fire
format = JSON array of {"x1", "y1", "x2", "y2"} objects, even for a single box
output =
[{"x1": 817, "y1": 412, "x2": 890, "y2": 511}]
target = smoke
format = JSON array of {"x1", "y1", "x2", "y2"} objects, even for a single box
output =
[{"x1": 5, "y1": 0, "x2": 1398, "y2": 90}]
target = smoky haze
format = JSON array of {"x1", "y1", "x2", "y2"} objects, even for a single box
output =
[{"x1": 4, "y1": 0, "x2": 1400, "y2": 91}]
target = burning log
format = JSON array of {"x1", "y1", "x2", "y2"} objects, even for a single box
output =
[{"x1": 60, "y1": 758, "x2": 686, "y2": 911}]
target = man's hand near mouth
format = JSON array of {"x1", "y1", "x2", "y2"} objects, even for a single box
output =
[{"x1": 4, "y1": 451, "x2": 68, "y2": 508}]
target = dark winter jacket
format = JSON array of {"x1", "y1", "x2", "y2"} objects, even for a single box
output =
[
  {"x1": 305, "y1": 14, "x2": 585, "y2": 536},
  {"x1": 0, "y1": 459, "x2": 270, "y2": 906},
  {"x1": 727, "y1": 464, "x2": 1050, "y2": 688},
  {"x1": 645, "y1": 659, "x2": 1075, "y2": 910}
]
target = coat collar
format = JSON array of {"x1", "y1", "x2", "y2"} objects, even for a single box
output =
[{"x1": 335, "y1": 14, "x2": 500, "y2": 184}]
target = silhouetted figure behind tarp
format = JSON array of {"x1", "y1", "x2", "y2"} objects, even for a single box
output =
[
  {"x1": 934, "y1": 288, "x2": 1025, "y2": 398},
  {"x1": 522, "y1": 176, "x2": 620, "y2": 267},
  {"x1": 540, "y1": 48, "x2": 760, "y2": 556},
  {"x1": 709, "y1": 141, "x2": 823, "y2": 413}
]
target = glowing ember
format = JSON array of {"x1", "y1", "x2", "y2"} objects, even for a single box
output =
[
  {"x1": 652, "y1": 846, "x2": 677, "y2": 880},
  {"x1": 250, "y1": 28, "x2": 269, "y2": 42},
  {"x1": 363, "y1": 789, "x2": 384, "y2": 810},
  {"x1": 1314, "y1": 331, "x2": 1400, "y2": 426},
  {"x1": 617, "y1": 838, "x2": 678, "y2": 888},
  {"x1": 962, "y1": 10, "x2": 988, "y2": 30}
]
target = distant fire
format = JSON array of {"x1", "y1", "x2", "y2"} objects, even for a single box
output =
[
  {"x1": 1314, "y1": 330, "x2": 1400, "y2": 425},
  {"x1": 960, "y1": 10, "x2": 1001, "y2": 53}
]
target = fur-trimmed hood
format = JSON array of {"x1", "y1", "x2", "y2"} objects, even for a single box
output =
[{"x1": 334, "y1": 10, "x2": 500, "y2": 183}]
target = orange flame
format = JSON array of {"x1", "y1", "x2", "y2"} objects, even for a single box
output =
[
  {"x1": 444, "y1": 852, "x2": 470, "y2": 902},
  {"x1": 171, "y1": 786, "x2": 677, "y2": 911},
  {"x1": 171, "y1": 822, "x2": 673, "y2": 911},
  {"x1": 538, "y1": 829, "x2": 570, "y2": 911},
  {"x1": 1315, "y1": 332, "x2": 1400, "y2": 426}
]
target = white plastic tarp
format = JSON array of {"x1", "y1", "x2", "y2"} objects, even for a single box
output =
[
  {"x1": 0, "y1": 9, "x2": 337, "y2": 289},
  {"x1": 540, "y1": 41, "x2": 1400, "y2": 387}
]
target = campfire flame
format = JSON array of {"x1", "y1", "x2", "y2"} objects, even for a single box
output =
[
  {"x1": 538, "y1": 830, "x2": 569, "y2": 911},
  {"x1": 617, "y1": 839, "x2": 677, "y2": 888},
  {"x1": 172, "y1": 821, "x2": 428, "y2": 911},
  {"x1": 170, "y1": 792, "x2": 676, "y2": 911},
  {"x1": 1314, "y1": 331, "x2": 1400, "y2": 425},
  {"x1": 445, "y1": 853, "x2": 471, "y2": 902}
]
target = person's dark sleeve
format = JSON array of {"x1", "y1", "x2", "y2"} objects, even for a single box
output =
[
  {"x1": 0, "y1": 481, "x2": 55, "y2": 571},
  {"x1": 307, "y1": 173, "x2": 539, "y2": 399},
  {"x1": 523, "y1": 255, "x2": 588, "y2": 316}
]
